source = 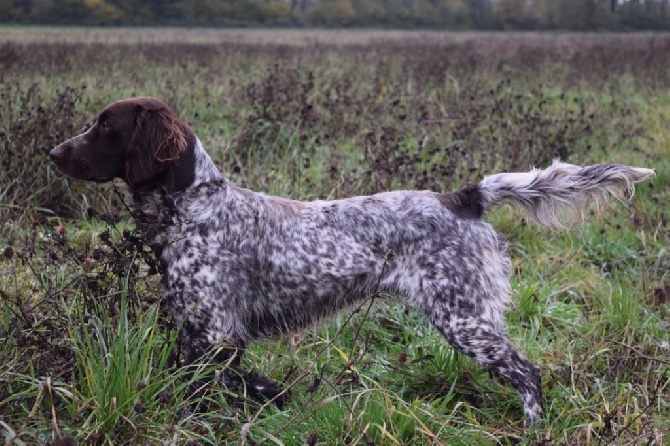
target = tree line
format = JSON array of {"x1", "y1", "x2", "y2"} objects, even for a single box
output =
[{"x1": 1, "y1": 0, "x2": 669, "y2": 30}]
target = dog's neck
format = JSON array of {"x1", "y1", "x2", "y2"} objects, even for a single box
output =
[
  {"x1": 130, "y1": 137, "x2": 228, "y2": 250},
  {"x1": 190, "y1": 137, "x2": 224, "y2": 187}
]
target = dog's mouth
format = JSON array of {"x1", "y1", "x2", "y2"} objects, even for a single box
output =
[
  {"x1": 51, "y1": 164, "x2": 113, "y2": 183},
  {"x1": 51, "y1": 163, "x2": 74, "y2": 179}
]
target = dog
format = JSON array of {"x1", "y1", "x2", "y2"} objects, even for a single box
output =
[{"x1": 50, "y1": 96, "x2": 654, "y2": 426}]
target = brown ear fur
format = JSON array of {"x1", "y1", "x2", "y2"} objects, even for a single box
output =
[{"x1": 126, "y1": 106, "x2": 187, "y2": 186}]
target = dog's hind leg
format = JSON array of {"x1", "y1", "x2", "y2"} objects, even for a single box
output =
[
  {"x1": 411, "y1": 232, "x2": 543, "y2": 426},
  {"x1": 429, "y1": 313, "x2": 543, "y2": 427},
  {"x1": 408, "y1": 226, "x2": 542, "y2": 426}
]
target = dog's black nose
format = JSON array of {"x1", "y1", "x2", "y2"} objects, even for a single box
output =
[{"x1": 50, "y1": 145, "x2": 66, "y2": 162}]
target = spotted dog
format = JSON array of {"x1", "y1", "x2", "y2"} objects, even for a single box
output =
[{"x1": 50, "y1": 97, "x2": 654, "y2": 426}]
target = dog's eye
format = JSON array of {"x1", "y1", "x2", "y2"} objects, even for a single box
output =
[{"x1": 100, "y1": 121, "x2": 111, "y2": 132}]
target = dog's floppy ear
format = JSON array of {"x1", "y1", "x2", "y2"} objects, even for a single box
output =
[{"x1": 126, "y1": 104, "x2": 187, "y2": 186}]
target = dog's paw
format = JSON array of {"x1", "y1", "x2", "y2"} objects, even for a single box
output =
[
  {"x1": 248, "y1": 373, "x2": 288, "y2": 409},
  {"x1": 222, "y1": 368, "x2": 289, "y2": 408}
]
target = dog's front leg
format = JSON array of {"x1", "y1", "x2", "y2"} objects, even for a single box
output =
[{"x1": 182, "y1": 321, "x2": 286, "y2": 409}]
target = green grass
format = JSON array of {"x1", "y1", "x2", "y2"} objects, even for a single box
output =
[{"x1": 1, "y1": 29, "x2": 669, "y2": 445}]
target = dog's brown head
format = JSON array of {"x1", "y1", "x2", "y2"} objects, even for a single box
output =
[{"x1": 50, "y1": 97, "x2": 196, "y2": 191}]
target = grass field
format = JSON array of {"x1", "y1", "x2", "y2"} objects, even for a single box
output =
[{"x1": 0, "y1": 28, "x2": 669, "y2": 445}]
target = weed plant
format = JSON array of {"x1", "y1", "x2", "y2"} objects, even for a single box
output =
[{"x1": 0, "y1": 31, "x2": 669, "y2": 445}]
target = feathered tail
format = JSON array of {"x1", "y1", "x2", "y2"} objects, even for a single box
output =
[{"x1": 476, "y1": 160, "x2": 654, "y2": 227}]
